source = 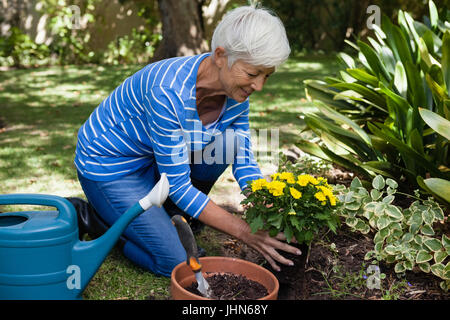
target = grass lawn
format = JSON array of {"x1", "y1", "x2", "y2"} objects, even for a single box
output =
[{"x1": 0, "y1": 54, "x2": 341, "y2": 299}]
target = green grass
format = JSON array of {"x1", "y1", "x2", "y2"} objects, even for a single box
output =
[{"x1": 0, "y1": 54, "x2": 341, "y2": 299}]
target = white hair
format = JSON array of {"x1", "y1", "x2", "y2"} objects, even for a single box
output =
[{"x1": 211, "y1": 5, "x2": 291, "y2": 69}]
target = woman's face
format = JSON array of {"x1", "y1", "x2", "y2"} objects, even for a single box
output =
[{"x1": 215, "y1": 52, "x2": 275, "y2": 102}]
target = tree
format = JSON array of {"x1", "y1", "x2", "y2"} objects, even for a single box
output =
[{"x1": 153, "y1": 0, "x2": 209, "y2": 60}]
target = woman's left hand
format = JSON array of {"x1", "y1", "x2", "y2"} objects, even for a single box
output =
[{"x1": 198, "y1": 200, "x2": 302, "y2": 271}]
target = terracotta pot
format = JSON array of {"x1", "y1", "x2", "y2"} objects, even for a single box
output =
[{"x1": 170, "y1": 256, "x2": 279, "y2": 300}]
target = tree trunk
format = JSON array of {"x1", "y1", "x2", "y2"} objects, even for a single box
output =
[{"x1": 153, "y1": 0, "x2": 209, "y2": 61}]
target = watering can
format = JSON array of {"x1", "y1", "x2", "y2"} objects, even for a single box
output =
[{"x1": 0, "y1": 173, "x2": 169, "y2": 300}]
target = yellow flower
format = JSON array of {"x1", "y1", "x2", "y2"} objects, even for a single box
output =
[
  {"x1": 330, "y1": 197, "x2": 337, "y2": 206},
  {"x1": 309, "y1": 176, "x2": 319, "y2": 185},
  {"x1": 296, "y1": 174, "x2": 319, "y2": 187},
  {"x1": 288, "y1": 210, "x2": 296, "y2": 215},
  {"x1": 296, "y1": 174, "x2": 310, "y2": 187},
  {"x1": 280, "y1": 172, "x2": 296, "y2": 184},
  {"x1": 316, "y1": 185, "x2": 337, "y2": 205},
  {"x1": 251, "y1": 178, "x2": 268, "y2": 192},
  {"x1": 289, "y1": 187, "x2": 302, "y2": 199},
  {"x1": 271, "y1": 173, "x2": 281, "y2": 180},
  {"x1": 314, "y1": 191, "x2": 327, "y2": 202},
  {"x1": 267, "y1": 180, "x2": 286, "y2": 197},
  {"x1": 321, "y1": 201, "x2": 326, "y2": 206}
]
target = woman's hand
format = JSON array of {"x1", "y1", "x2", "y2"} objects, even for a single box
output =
[
  {"x1": 240, "y1": 230, "x2": 302, "y2": 271},
  {"x1": 198, "y1": 200, "x2": 302, "y2": 271}
]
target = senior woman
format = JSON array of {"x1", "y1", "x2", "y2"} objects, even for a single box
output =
[{"x1": 74, "y1": 5, "x2": 301, "y2": 277}]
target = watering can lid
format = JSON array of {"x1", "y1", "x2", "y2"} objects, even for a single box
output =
[{"x1": 0, "y1": 194, "x2": 78, "y2": 242}]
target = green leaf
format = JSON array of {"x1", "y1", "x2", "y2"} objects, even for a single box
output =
[
  {"x1": 435, "y1": 251, "x2": 448, "y2": 264},
  {"x1": 329, "y1": 82, "x2": 386, "y2": 111},
  {"x1": 431, "y1": 207, "x2": 444, "y2": 221},
  {"x1": 382, "y1": 195, "x2": 395, "y2": 204},
  {"x1": 442, "y1": 31, "x2": 450, "y2": 92},
  {"x1": 350, "y1": 177, "x2": 363, "y2": 189},
  {"x1": 418, "y1": 37, "x2": 440, "y2": 69},
  {"x1": 385, "y1": 178, "x2": 398, "y2": 189},
  {"x1": 404, "y1": 61, "x2": 427, "y2": 108},
  {"x1": 423, "y1": 178, "x2": 450, "y2": 203},
  {"x1": 338, "y1": 52, "x2": 356, "y2": 69},
  {"x1": 385, "y1": 204, "x2": 403, "y2": 221},
  {"x1": 354, "y1": 219, "x2": 369, "y2": 233},
  {"x1": 419, "y1": 108, "x2": 450, "y2": 140},
  {"x1": 391, "y1": 24, "x2": 413, "y2": 65},
  {"x1": 370, "y1": 189, "x2": 382, "y2": 201},
  {"x1": 357, "y1": 40, "x2": 390, "y2": 81},
  {"x1": 410, "y1": 223, "x2": 420, "y2": 234},
  {"x1": 249, "y1": 215, "x2": 264, "y2": 233},
  {"x1": 385, "y1": 245, "x2": 397, "y2": 255},
  {"x1": 414, "y1": 235, "x2": 423, "y2": 245},
  {"x1": 374, "y1": 202, "x2": 386, "y2": 215},
  {"x1": 422, "y1": 209, "x2": 435, "y2": 225},
  {"x1": 364, "y1": 200, "x2": 378, "y2": 212},
  {"x1": 284, "y1": 224, "x2": 294, "y2": 244},
  {"x1": 295, "y1": 140, "x2": 331, "y2": 162},
  {"x1": 421, "y1": 224, "x2": 435, "y2": 236},
  {"x1": 372, "y1": 175, "x2": 385, "y2": 190},
  {"x1": 419, "y1": 262, "x2": 431, "y2": 273},
  {"x1": 428, "y1": 0, "x2": 438, "y2": 29},
  {"x1": 377, "y1": 215, "x2": 390, "y2": 229},
  {"x1": 402, "y1": 232, "x2": 414, "y2": 243},
  {"x1": 346, "y1": 68, "x2": 379, "y2": 87},
  {"x1": 416, "y1": 250, "x2": 433, "y2": 263},
  {"x1": 424, "y1": 238, "x2": 443, "y2": 252},
  {"x1": 345, "y1": 217, "x2": 358, "y2": 228},
  {"x1": 430, "y1": 263, "x2": 445, "y2": 278},
  {"x1": 442, "y1": 234, "x2": 450, "y2": 247},
  {"x1": 369, "y1": 123, "x2": 442, "y2": 176},
  {"x1": 394, "y1": 61, "x2": 408, "y2": 98},
  {"x1": 395, "y1": 262, "x2": 406, "y2": 273}
]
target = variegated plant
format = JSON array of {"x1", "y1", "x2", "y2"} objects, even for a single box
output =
[{"x1": 334, "y1": 175, "x2": 449, "y2": 291}]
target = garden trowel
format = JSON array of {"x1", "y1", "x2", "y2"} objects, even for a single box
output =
[{"x1": 171, "y1": 215, "x2": 211, "y2": 298}]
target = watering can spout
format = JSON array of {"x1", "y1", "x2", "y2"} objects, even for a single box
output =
[{"x1": 71, "y1": 173, "x2": 169, "y2": 296}]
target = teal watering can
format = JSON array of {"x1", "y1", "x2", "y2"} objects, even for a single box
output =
[{"x1": 0, "y1": 173, "x2": 169, "y2": 300}]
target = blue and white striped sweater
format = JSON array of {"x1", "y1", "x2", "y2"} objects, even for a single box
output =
[{"x1": 75, "y1": 53, "x2": 263, "y2": 218}]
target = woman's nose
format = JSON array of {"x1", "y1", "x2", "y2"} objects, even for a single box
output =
[{"x1": 251, "y1": 75, "x2": 265, "y2": 91}]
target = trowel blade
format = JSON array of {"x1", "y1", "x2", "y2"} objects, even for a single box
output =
[{"x1": 195, "y1": 272, "x2": 212, "y2": 298}]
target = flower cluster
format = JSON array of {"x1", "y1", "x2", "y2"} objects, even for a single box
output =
[
  {"x1": 241, "y1": 171, "x2": 341, "y2": 245},
  {"x1": 250, "y1": 172, "x2": 337, "y2": 208}
]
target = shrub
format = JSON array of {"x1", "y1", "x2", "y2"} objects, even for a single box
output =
[
  {"x1": 297, "y1": 1, "x2": 450, "y2": 206},
  {"x1": 335, "y1": 175, "x2": 449, "y2": 291}
]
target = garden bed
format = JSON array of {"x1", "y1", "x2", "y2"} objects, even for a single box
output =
[
  {"x1": 212, "y1": 221, "x2": 449, "y2": 300},
  {"x1": 205, "y1": 164, "x2": 450, "y2": 301}
]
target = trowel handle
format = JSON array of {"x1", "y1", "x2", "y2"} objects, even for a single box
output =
[{"x1": 171, "y1": 215, "x2": 202, "y2": 272}]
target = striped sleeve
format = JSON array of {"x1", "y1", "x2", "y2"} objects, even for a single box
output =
[
  {"x1": 229, "y1": 105, "x2": 264, "y2": 190},
  {"x1": 145, "y1": 86, "x2": 210, "y2": 218}
]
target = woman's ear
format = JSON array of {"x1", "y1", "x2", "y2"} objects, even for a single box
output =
[{"x1": 213, "y1": 46, "x2": 227, "y2": 69}]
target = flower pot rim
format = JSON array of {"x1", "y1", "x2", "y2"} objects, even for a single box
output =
[{"x1": 170, "y1": 256, "x2": 279, "y2": 300}]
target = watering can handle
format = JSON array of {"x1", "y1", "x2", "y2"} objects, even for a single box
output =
[{"x1": 0, "y1": 194, "x2": 76, "y2": 223}]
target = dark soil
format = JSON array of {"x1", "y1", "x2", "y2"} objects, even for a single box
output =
[{"x1": 185, "y1": 272, "x2": 268, "y2": 300}]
